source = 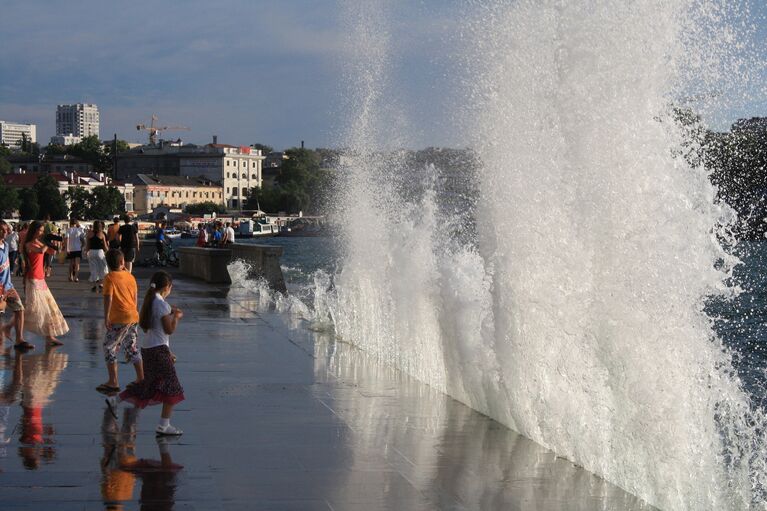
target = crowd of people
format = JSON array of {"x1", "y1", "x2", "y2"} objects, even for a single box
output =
[
  {"x1": 193, "y1": 221, "x2": 236, "y2": 248},
  {"x1": 0, "y1": 216, "x2": 186, "y2": 437}
]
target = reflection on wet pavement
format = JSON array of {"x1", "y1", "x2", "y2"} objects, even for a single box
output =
[{"x1": 0, "y1": 270, "x2": 655, "y2": 510}]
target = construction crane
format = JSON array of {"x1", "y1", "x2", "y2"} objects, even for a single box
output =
[{"x1": 136, "y1": 114, "x2": 190, "y2": 145}]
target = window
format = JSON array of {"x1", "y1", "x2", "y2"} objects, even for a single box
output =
[
  {"x1": 241, "y1": 173, "x2": 246, "y2": 179},
  {"x1": 226, "y1": 172, "x2": 230, "y2": 178},
  {"x1": 226, "y1": 160, "x2": 230, "y2": 166},
  {"x1": 251, "y1": 174, "x2": 256, "y2": 179},
  {"x1": 252, "y1": 162, "x2": 256, "y2": 168},
  {"x1": 226, "y1": 188, "x2": 230, "y2": 194},
  {"x1": 241, "y1": 187, "x2": 247, "y2": 196}
]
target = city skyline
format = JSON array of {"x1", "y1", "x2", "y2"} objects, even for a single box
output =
[{"x1": 1, "y1": 1, "x2": 766, "y2": 150}]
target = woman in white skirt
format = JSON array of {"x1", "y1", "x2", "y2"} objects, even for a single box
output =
[
  {"x1": 23, "y1": 221, "x2": 69, "y2": 345},
  {"x1": 85, "y1": 220, "x2": 109, "y2": 292}
]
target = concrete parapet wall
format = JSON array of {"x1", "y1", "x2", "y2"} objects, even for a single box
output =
[{"x1": 177, "y1": 244, "x2": 286, "y2": 292}]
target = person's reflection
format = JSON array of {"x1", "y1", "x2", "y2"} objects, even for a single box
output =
[
  {"x1": 0, "y1": 351, "x2": 22, "y2": 461},
  {"x1": 16, "y1": 346, "x2": 68, "y2": 470},
  {"x1": 121, "y1": 436, "x2": 184, "y2": 510},
  {"x1": 100, "y1": 406, "x2": 138, "y2": 510}
]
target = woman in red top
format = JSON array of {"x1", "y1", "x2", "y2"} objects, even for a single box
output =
[{"x1": 23, "y1": 221, "x2": 69, "y2": 345}]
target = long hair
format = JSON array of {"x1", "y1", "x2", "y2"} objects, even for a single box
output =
[
  {"x1": 139, "y1": 271, "x2": 173, "y2": 332},
  {"x1": 23, "y1": 221, "x2": 43, "y2": 254}
]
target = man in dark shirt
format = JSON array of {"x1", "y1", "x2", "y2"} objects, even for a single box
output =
[
  {"x1": 116, "y1": 215, "x2": 139, "y2": 273},
  {"x1": 155, "y1": 221, "x2": 166, "y2": 259}
]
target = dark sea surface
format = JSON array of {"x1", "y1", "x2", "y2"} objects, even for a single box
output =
[{"x1": 708, "y1": 241, "x2": 767, "y2": 403}]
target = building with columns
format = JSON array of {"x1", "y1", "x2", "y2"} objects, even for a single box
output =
[
  {"x1": 131, "y1": 174, "x2": 223, "y2": 215},
  {"x1": 115, "y1": 138, "x2": 263, "y2": 209}
]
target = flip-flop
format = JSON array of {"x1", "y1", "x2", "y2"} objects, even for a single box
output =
[
  {"x1": 13, "y1": 341, "x2": 34, "y2": 351},
  {"x1": 96, "y1": 384, "x2": 120, "y2": 393}
]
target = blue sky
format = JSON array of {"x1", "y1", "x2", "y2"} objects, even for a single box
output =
[
  {"x1": 0, "y1": 0, "x2": 467, "y2": 149},
  {"x1": 0, "y1": 1, "x2": 765, "y2": 149}
]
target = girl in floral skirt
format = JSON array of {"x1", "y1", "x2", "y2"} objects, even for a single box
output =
[
  {"x1": 109, "y1": 271, "x2": 184, "y2": 436},
  {"x1": 23, "y1": 221, "x2": 69, "y2": 345}
]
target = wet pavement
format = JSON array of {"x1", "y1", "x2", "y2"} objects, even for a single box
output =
[{"x1": 0, "y1": 263, "x2": 654, "y2": 510}]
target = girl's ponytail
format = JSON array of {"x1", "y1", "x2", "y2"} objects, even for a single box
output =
[{"x1": 139, "y1": 271, "x2": 172, "y2": 331}]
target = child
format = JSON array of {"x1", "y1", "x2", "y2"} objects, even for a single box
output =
[
  {"x1": 108, "y1": 271, "x2": 184, "y2": 436},
  {"x1": 97, "y1": 249, "x2": 143, "y2": 394}
]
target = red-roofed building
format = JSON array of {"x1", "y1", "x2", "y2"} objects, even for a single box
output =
[{"x1": 2, "y1": 170, "x2": 134, "y2": 215}]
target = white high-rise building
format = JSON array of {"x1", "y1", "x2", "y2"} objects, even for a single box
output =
[
  {"x1": 0, "y1": 121, "x2": 37, "y2": 148},
  {"x1": 56, "y1": 103, "x2": 99, "y2": 138}
]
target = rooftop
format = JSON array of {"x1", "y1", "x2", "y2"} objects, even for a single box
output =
[{"x1": 134, "y1": 173, "x2": 221, "y2": 187}]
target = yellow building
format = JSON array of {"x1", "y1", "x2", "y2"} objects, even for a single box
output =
[{"x1": 132, "y1": 174, "x2": 223, "y2": 215}]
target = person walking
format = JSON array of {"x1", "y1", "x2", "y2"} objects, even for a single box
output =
[
  {"x1": 85, "y1": 221, "x2": 109, "y2": 292},
  {"x1": 0, "y1": 220, "x2": 30, "y2": 351},
  {"x1": 97, "y1": 249, "x2": 143, "y2": 394},
  {"x1": 117, "y1": 215, "x2": 139, "y2": 274},
  {"x1": 42, "y1": 215, "x2": 58, "y2": 278},
  {"x1": 22, "y1": 221, "x2": 69, "y2": 346},
  {"x1": 15, "y1": 223, "x2": 28, "y2": 277},
  {"x1": 154, "y1": 222, "x2": 166, "y2": 260},
  {"x1": 65, "y1": 218, "x2": 85, "y2": 282},
  {"x1": 107, "y1": 217, "x2": 121, "y2": 249},
  {"x1": 7, "y1": 223, "x2": 19, "y2": 276},
  {"x1": 107, "y1": 271, "x2": 185, "y2": 436}
]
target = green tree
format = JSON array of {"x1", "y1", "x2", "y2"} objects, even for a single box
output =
[
  {"x1": 0, "y1": 158, "x2": 11, "y2": 174},
  {"x1": 0, "y1": 181, "x2": 20, "y2": 217},
  {"x1": 44, "y1": 143, "x2": 69, "y2": 157},
  {"x1": 88, "y1": 186, "x2": 125, "y2": 219},
  {"x1": 70, "y1": 135, "x2": 111, "y2": 173},
  {"x1": 63, "y1": 186, "x2": 91, "y2": 221},
  {"x1": 34, "y1": 175, "x2": 68, "y2": 220},
  {"x1": 18, "y1": 188, "x2": 39, "y2": 220},
  {"x1": 278, "y1": 147, "x2": 320, "y2": 187},
  {"x1": 253, "y1": 143, "x2": 273, "y2": 155},
  {"x1": 185, "y1": 201, "x2": 227, "y2": 215}
]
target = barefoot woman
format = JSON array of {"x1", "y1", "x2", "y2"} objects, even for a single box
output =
[{"x1": 23, "y1": 221, "x2": 69, "y2": 346}]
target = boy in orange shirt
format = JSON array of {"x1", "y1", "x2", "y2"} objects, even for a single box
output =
[{"x1": 97, "y1": 249, "x2": 144, "y2": 393}]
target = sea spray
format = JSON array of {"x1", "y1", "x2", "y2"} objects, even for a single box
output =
[
  {"x1": 329, "y1": 1, "x2": 767, "y2": 509},
  {"x1": 227, "y1": 1, "x2": 767, "y2": 508}
]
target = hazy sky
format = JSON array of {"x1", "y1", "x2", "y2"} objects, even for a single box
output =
[
  {"x1": 0, "y1": 0, "x2": 468, "y2": 149},
  {"x1": 1, "y1": 1, "x2": 765, "y2": 149}
]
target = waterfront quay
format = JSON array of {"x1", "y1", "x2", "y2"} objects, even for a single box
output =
[{"x1": 0, "y1": 264, "x2": 652, "y2": 510}]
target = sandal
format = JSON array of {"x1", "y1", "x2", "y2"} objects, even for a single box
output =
[
  {"x1": 96, "y1": 383, "x2": 120, "y2": 393},
  {"x1": 13, "y1": 341, "x2": 34, "y2": 351}
]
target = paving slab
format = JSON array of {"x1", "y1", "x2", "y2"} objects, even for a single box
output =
[{"x1": 0, "y1": 262, "x2": 655, "y2": 510}]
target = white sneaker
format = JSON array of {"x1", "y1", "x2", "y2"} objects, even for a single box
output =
[{"x1": 156, "y1": 424, "x2": 183, "y2": 436}]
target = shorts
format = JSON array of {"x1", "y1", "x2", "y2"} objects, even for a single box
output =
[
  {"x1": 66, "y1": 251, "x2": 82, "y2": 259},
  {"x1": 103, "y1": 323, "x2": 140, "y2": 364},
  {"x1": 121, "y1": 248, "x2": 136, "y2": 263},
  {"x1": 3, "y1": 289, "x2": 24, "y2": 313}
]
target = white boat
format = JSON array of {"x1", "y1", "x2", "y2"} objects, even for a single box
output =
[{"x1": 163, "y1": 228, "x2": 182, "y2": 239}]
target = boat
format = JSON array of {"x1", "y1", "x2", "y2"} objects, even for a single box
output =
[
  {"x1": 238, "y1": 219, "x2": 279, "y2": 238},
  {"x1": 164, "y1": 228, "x2": 182, "y2": 239}
]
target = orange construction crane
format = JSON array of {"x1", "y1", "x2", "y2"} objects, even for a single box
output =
[{"x1": 136, "y1": 114, "x2": 190, "y2": 145}]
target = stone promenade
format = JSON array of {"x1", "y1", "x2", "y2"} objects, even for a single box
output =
[{"x1": 0, "y1": 262, "x2": 653, "y2": 510}]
